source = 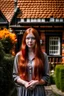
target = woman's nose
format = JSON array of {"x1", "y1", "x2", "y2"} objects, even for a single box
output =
[{"x1": 29, "y1": 38, "x2": 32, "y2": 41}]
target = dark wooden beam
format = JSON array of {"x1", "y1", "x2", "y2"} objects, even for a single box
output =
[
  {"x1": 0, "y1": 22, "x2": 8, "y2": 26},
  {"x1": 18, "y1": 22, "x2": 64, "y2": 26},
  {"x1": 10, "y1": 25, "x2": 64, "y2": 31}
]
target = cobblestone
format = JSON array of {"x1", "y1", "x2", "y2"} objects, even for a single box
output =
[
  {"x1": 45, "y1": 86, "x2": 56, "y2": 96},
  {"x1": 45, "y1": 90, "x2": 56, "y2": 96}
]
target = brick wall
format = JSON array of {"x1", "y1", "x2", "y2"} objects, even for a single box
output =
[
  {"x1": 62, "y1": 32, "x2": 64, "y2": 63},
  {"x1": 40, "y1": 32, "x2": 46, "y2": 52}
]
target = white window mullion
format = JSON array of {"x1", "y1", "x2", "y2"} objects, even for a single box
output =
[
  {"x1": 49, "y1": 37, "x2": 60, "y2": 55},
  {"x1": 58, "y1": 38, "x2": 60, "y2": 55}
]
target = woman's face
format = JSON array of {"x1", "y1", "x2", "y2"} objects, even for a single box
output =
[{"x1": 26, "y1": 32, "x2": 36, "y2": 49}]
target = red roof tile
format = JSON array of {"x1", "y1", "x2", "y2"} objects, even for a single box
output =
[
  {"x1": 0, "y1": 0, "x2": 15, "y2": 22},
  {"x1": 0, "y1": 0, "x2": 64, "y2": 22},
  {"x1": 17, "y1": 0, "x2": 64, "y2": 18}
]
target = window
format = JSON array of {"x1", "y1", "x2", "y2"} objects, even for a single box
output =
[{"x1": 49, "y1": 37, "x2": 60, "y2": 55}]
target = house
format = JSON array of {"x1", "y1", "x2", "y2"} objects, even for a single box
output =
[{"x1": 0, "y1": 0, "x2": 64, "y2": 66}]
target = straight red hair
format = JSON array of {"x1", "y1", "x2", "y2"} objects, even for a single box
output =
[{"x1": 18, "y1": 28, "x2": 45, "y2": 81}]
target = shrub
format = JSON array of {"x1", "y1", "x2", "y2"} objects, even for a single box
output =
[
  {"x1": 0, "y1": 53, "x2": 14, "y2": 96},
  {"x1": 0, "y1": 41, "x2": 5, "y2": 61},
  {"x1": 0, "y1": 28, "x2": 17, "y2": 96},
  {"x1": 55, "y1": 65, "x2": 64, "y2": 92},
  {"x1": 0, "y1": 28, "x2": 17, "y2": 55},
  {"x1": 50, "y1": 70, "x2": 55, "y2": 84},
  {"x1": 60, "y1": 67, "x2": 64, "y2": 92},
  {"x1": 55, "y1": 65, "x2": 61, "y2": 89}
]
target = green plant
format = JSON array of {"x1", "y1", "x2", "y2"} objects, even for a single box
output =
[
  {"x1": 50, "y1": 70, "x2": 55, "y2": 84},
  {"x1": 55, "y1": 65, "x2": 61, "y2": 89},
  {"x1": 0, "y1": 41, "x2": 5, "y2": 61},
  {"x1": 0, "y1": 28, "x2": 17, "y2": 55},
  {"x1": 1, "y1": 37, "x2": 13, "y2": 53},
  {"x1": 0, "y1": 53, "x2": 14, "y2": 96},
  {"x1": 55, "y1": 65, "x2": 64, "y2": 92},
  {"x1": 60, "y1": 67, "x2": 64, "y2": 92},
  {"x1": 0, "y1": 28, "x2": 17, "y2": 96}
]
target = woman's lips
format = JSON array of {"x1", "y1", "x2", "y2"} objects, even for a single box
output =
[{"x1": 28, "y1": 44, "x2": 33, "y2": 46}]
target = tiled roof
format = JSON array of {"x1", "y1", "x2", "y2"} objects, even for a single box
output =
[
  {"x1": 17, "y1": 0, "x2": 64, "y2": 18},
  {"x1": 0, "y1": 0, "x2": 15, "y2": 22},
  {"x1": 0, "y1": 0, "x2": 64, "y2": 22}
]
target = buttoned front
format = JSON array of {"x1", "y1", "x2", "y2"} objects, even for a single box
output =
[{"x1": 27, "y1": 58, "x2": 35, "y2": 81}]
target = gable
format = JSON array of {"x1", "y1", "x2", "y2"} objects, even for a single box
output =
[
  {"x1": 0, "y1": 0, "x2": 15, "y2": 23},
  {"x1": 0, "y1": 10, "x2": 8, "y2": 23}
]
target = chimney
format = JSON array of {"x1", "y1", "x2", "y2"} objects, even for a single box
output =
[{"x1": 14, "y1": 0, "x2": 17, "y2": 12}]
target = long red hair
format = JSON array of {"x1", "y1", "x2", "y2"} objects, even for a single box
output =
[{"x1": 18, "y1": 28, "x2": 45, "y2": 81}]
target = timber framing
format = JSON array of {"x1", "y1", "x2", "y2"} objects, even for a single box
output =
[{"x1": 18, "y1": 22, "x2": 64, "y2": 26}]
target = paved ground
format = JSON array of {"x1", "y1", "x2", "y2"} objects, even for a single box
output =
[
  {"x1": 45, "y1": 86, "x2": 56, "y2": 96},
  {"x1": 45, "y1": 90, "x2": 56, "y2": 96}
]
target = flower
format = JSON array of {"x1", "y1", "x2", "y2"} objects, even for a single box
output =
[{"x1": 0, "y1": 28, "x2": 17, "y2": 55}]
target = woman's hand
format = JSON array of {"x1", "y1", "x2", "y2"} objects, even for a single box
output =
[
  {"x1": 24, "y1": 81, "x2": 29, "y2": 88},
  {"x1": 25, "y1": 79, "x2": 45, "y2": 89},
  {"x1": 26, "y1": 80, "x2": 39, "y2": 89},
  {"x1": 17, "y1": 77, "x2": 29, "y2": 88}
]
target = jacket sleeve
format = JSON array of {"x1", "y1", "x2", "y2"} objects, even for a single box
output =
[
  {"x1": 42, "y1": 52, "x2": 50, "y2": 85},
  {"x1": 13, "y1": 52, "x2": 20, "y2": 86}
]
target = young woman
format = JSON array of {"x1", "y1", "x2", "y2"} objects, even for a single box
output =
[{"x1": 13, "y1": 28, "x2": 49, "y2": 96}]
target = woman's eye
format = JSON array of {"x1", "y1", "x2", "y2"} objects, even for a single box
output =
[
  {"x1": 26, "y1": 37, "x2": 30, "y2": 39},
  {"x1": 26, "y1": 37, "x2": 35, "y2": 40}
]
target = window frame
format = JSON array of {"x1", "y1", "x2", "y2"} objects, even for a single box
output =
[
  {"x1": 45, "y1": 32, "x2": 62, "y2": 56},
  {"x1": 49, "y1": 36, "x2": 60, "y2": 55}
]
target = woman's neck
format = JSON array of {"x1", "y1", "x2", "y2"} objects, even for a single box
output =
[
  {"x1": 28, "y1": 48, "x2": 35, "y2": 60},
  {"x1": 28, "y1": 48, "x2": 34, "y2": 53}
]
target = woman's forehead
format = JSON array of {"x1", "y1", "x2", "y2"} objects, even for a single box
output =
[{"x1": 26, "y1": 33, "x2": 35, "y2": 37}]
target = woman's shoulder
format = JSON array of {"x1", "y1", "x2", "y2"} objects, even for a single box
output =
[
  {"x1": 43, "y1": 52, "x2": 47, "y2": 55},
  {"x1": 43, "y1": 52, "x2": 48, "y2": 58},
  {"x1": 15, "y1": 51, "x2": 22, "y2": 57}
]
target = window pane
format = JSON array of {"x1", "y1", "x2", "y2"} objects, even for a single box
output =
[{"x1": 49, "y1": 37, "x2": 60, "y2": 55}]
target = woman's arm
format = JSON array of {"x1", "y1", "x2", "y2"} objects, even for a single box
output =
[
  {"x1": 13, "y1": 52, "x2": 28, "y2": 87},
  {"x1": 40, "y1": 52, "x2": 50, "y2": 85}
]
